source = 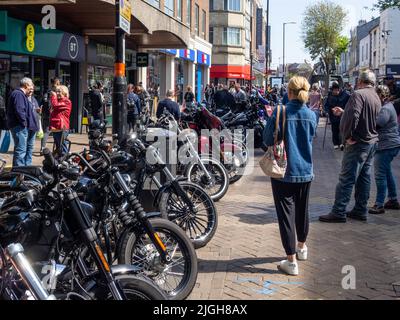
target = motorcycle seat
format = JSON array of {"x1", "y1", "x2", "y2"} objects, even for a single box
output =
[{"x1": 11, "y1": 166, "x2": 53, "y2": 182}]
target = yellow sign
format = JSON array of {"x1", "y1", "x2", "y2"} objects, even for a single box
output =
[
  {"x1": 25, "y1": 24, "x2": 35, "y2": 52},
  {"x1": 120, "y1": 0, "x2": 132, "y2": 23}
]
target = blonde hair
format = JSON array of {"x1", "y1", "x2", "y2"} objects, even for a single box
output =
[
  {"x1": 57, "y1": 85, "x2": 70, "y2": 99},
  {"x1": 288, "y1": 76, "x2": 310, "y2": 104}
]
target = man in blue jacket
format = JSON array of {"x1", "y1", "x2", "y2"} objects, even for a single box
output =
[{"x1": 7, "y1": 77, "x2": 39, "y2": 167}]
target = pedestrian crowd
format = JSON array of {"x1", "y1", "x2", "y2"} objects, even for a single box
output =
[
  {"x1": 2, "y1": 77, "x2": 72, "y2": 167},
  {"x1": 261, "y1": 70, "x2": 400, "y2": 276}
]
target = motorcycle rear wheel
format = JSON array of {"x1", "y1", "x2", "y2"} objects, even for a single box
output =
[{"x1": 118, "y1": 218, "x2": 198, "y2": 300}]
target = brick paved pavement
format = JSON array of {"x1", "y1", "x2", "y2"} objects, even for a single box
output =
[
  {"x1": 188, "y1": 118, "x2": 400, "y2": 300},
  {"x1": 1, "y1": 120, "x2": 399, "y2": 300}
]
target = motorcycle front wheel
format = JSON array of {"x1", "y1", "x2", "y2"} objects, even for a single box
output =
[
  {"x1": 118, "y1": 218, "x2": 198, "y2": 300},
  {"x1": 159, "y1": 181, "x2": 218, "y2": 249},
  {"x1": 185, "y1": 158, "x2": 229, "y2": 202},
  {"x1": 83, "y1": 274, "x2": 167, "y2": 300}
]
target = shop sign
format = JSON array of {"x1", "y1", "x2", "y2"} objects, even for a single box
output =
[
  {"x1": 119, "y1": 0, "x2": 132, "y2": 34},
  {"x1": 179, "y1": 49, "x2": 195, "y2": 62},
  {"x1": 136, "y1": 53, "x2": 149, "y2": 67},
  {"x1": 25, "y1": 24, "x2": 35, "y2": 52},
  {"x1": 87, "y1": 42, "x2": 115, "y2": 67},
  {"x1": 67, "y1": 36, "x2": 79, "y2": 59},
  {"x1": 386, "y1": 65, "x2": 400, "y2": 76},
  {"x1": 0, "y1": 13, "x2": 84, "y2": 62},
  {"x1": 196, "y1": 50, "x2": 210, "y2": 67},
  {"x1": 0, "y1": 11, "x2": 6, "y2": 42},
  {"x1": 160, "y1": 49, "x2": 177, "y2": 56}
]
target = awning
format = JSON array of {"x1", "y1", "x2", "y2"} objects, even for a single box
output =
[{"x1": 210, "y1": 65, "x2": 255, "y2": 80}]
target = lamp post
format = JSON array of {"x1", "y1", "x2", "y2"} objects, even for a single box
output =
[
  {"x1": 113, "y1": 0, "x2": 128, "y2": 141},
  {"x1": 283, "y1": 22, "x2": 296, "y2": 83}
]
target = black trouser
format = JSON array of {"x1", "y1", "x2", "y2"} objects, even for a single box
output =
[
  {"x1": 271, "y1": 179, "x2": 311, "y2": 256},
  {"x1": 331, "y1": 121, "x2": 342, "y2": 146}
]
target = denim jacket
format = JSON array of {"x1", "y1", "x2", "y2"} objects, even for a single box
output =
[{"x1": 263, "y1": 100, "x2": 317, "y2": 183}]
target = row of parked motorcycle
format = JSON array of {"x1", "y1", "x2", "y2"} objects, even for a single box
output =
[{"x1": 0, "y1": 93, "x2": 270, "y2": 300}]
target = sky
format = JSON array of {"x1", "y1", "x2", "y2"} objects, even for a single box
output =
[{"x1": 264, "y1": 0, "x2": 379, "y2": 69}]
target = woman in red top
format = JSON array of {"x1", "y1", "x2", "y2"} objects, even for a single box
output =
[{"x1": 50, "y1": 85, "x2": 72, "y2": 156}]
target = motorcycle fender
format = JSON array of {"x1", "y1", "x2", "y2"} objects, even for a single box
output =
[
  {"x1": 111, "y1": 264, "x2": 141, "y2": 276},
  {"x1": 152, "y1": 182, "x2": 173, "y2": 208}
]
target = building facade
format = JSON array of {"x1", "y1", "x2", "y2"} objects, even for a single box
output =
[
  {"x1": 0, "y1": 0, "x2": 211, "y2": 131},
  {"x1": 339, "y1": 10, "x2": 400, "y2": 84},
  {"x1": 209, "y1": 0, "x2": 265, "y2": 86},
  {"x1": 379, "y1": 8, "x2": 400, "y2": 79}
]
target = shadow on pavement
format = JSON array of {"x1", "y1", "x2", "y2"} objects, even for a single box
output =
[{"x1": 198, "y1": 257, "x2": 284, "y2": 275}]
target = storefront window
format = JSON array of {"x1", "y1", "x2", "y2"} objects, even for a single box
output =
[
  {"x1": 147, "y1": 53, "x2": 162, "y2": 98},
  {"x1": 10, "y1": 55, "x2": 30, "y2": 90},
  {"x1": 59, "y1": 61, "x2": 71, "y2": 90},
  {"x1": 175, "y1": 59, "x2": 184, "y2": 105},
  {"x1": 87, "y1": 65, "x2": 114, "y2": 118},
  {"x1": 0, "y1": 54, "x2": 10, "y2": 101}
]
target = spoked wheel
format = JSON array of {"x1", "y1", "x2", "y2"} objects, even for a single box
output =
[
  {"x1": 186, "y1": 158, "x2": 229, "y2": 202},
  {"x1": 118, "y1": 218, "x2": 198, "y2": 300},
  {"x1": 84, "y1": 274, "x2": 167, "y2": 300},
  {"x1": 159, "y1": 182, "x2": 218, "y2": 249}
]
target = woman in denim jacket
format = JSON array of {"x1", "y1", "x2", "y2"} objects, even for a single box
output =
[{"x1": 263, "y1": 76, "x2": 317, "y2": 276}]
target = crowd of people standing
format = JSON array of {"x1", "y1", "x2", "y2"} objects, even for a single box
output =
[
  {"x1": 261, "y1": 70, "x2": 400, "y2": 276},
  {"x1": 2, "y1": 77, "x2": 72, "y2": 167}
]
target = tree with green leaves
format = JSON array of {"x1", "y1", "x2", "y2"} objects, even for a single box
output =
[
  {"x1": 302, "y1": 0, "x2": 348, "y2": 92},
  {"x1": 374, "y1": 0, "x2": 400, "y2": 11}
]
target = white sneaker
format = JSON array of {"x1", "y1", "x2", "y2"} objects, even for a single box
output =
[
  {"x1": 334, "y1": 145, "x2": 339, "y2": 150},
  {"x1": 297, "y1": 245, "x2": 308, "y2": 261},
  {"x1": 277, "y1": 260, "x2": 299, "y2": 276}
]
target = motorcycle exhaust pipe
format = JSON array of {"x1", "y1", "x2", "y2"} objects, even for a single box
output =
[{"x1": 6, "y1": 243, "x2": 56, "y2": 300}]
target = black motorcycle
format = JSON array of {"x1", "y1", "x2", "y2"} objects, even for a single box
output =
[
  {"x1": 73, "y1": 128, "x2": 199, "y2": 300},
  {"x1": 0, "y1": 149, "x2": 166, "y2": 300}
]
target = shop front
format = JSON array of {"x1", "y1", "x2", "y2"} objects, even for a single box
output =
[
  {"x1": 177, "y1": 49, "x2": 196, "y2": 104},
  {"x1": 196, "y1": 51, "x2": 211, "y2": 102},
  {"x1": 0, "y1": 11, "x2": 84, "y2": 131},
  {"x1": 210, "y1": 65, "x2": 254, "y2": 85}
]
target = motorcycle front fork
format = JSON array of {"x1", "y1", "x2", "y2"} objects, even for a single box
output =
[{"x1": 5, "y1": 243, "x2": 56, "y2": 300}]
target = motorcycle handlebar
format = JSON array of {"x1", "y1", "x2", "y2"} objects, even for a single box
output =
[
  {"x1": 42, "y1": 148, "x2": 56, "y2": 172},
  {"x1": 69, "y1": 153, "x2": 98, "y2": 174}
]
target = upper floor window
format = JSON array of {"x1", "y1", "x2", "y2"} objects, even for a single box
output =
[
  {"x1": 202, "y1": 10, "x2": 206, "y2": 39},
  {"x1": 224, "y1": 0, "x2": 241, "y2": 12},
  {"x1": 209, "y1": 27, "x2": 214, "y2": 44},
  {"x1": 209, "y1": 0, "x2": 214, "y2": 11},
  {"x1": 146, "y1": 0, "x2": 160, "y2": 9},
  {"x1": 164, "y1": 0, "x2": 174, "y2": 16},
  {"x1": 195, "y1": 4, "x2": 200, "y2": 36},
  {"x1": 177, "y1": 0, "x2": 182, "y2": 20},
  {"x1": 186, "y1": 0, "x2": 192, "y2": 26},
  {"x1": 223, "y1": 27, "x2": 241, "y2": 46}
]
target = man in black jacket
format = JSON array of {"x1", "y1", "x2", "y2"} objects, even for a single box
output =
[
  {"x1": 324, "y1": 82, "x2": 351, "y2": 150},
  {"x1": 89, "y1": 81, "x2": 105, "y2": 121},
  {"x1": 156, "y1": 89, "x2": 181, "y2": 120}
]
